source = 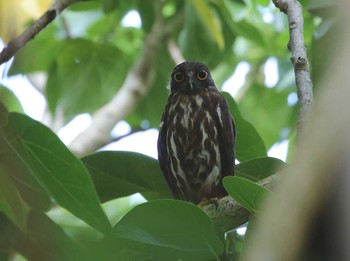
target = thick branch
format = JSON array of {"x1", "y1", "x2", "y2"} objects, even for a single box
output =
[
  {"x1": 273, "y1": 0, "x2": 313, "y2": 139},
  {"x1": 202, "y1": 174, "x2": 280, "y2": 235},
  {"x1": 0, "y1": 1, "x2": 70, "y2": 65},
  {"x1": 68, "y1": 6, "x2": 183, "y2": 157}
]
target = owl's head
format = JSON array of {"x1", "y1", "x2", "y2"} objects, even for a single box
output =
[{"x1": 169, "y1": 61, "x2": 215, "y2": 94}]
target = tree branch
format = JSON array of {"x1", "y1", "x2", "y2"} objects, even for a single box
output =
[
  {"x1": 68, "y1": 3, "x2": 183, "y2": 157},
  {"x1": 273, "y1": 0, "x2": 313, "y2": 139},
  {"x1": 0, "y1": 1, "x2": 70, "y2": 65},
  {"x1": 166, "y1": 38, "x2": 185, "y2": 65},
  {"x1": 202, "y1": 174, "x2": 280, "y2": 236}
]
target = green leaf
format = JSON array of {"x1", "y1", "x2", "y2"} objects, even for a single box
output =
[
  {"x1": 179, "y1": 1, "x2": 233, "y2": 68},
  {"x1": 82, "y1": 151, "x2": 172, "y2": 202},
  {"x1": 1, "y1": 113, "x2": 111, "y2": 234},
  {"x1": 236, "y1": 157, "x2": 286, "y2": 182},
  {"x1": 100, "y1": 200, "x2": 224, "y2": 260},
  {"x1": 9, "y1": 24, "x2": 63, "y2": 75},
  {"x1": 232, "y1": 21, "x2": 266, "y2": 48},
  {"x1": 27, "y1": 211, "x2": 87, "y2": 261},
  {"x1": 46, "y1": 39, "x2": 129, "y2": 119},
  {"x1": 0, "y1": 167, "x2": 28, "y2": 231},
  {"x1": 0, "y1": 86, "x2": 23, "y2": 113},
  {"x1": 224, "y1": 176, "x2": 270, "y2": 213},
  {"x1": 0, "y1": 133, "x2": 52, "y2": 212},
  {"x1": 236, "y1": 82, "x2": 297, "y2": 149},
  {"x1": 0, "y1": 101, "x2": 8, "y2": 127},
  {"x1": 0, "y1": 213, "x2": 35, "y2": 260},
  {"x1": 190, "y1": 0, "x2": 224, "y2": 49},
  {"x1": 256, "y1": 0, "x2": 270, "y2": 6},
  {"x1": 222, "y1": 92, "x2": 267, "y2": 161},
  {"x1": 128, "y1": 50, "x2": 173, "y2": 128}
]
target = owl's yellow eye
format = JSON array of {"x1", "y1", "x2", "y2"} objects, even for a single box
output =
[
  {"x1": 197, "y1": 70, "x2": 208, "y2": 80},
  {"x1": 174, "y1": 72, "x2": 185, "y2": 82}
]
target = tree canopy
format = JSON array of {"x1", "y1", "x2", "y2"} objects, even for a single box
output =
[{"x1": 0, "y1": 0, "x2": 337, "y2": 260}]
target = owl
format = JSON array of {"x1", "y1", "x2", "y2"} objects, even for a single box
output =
[{"x1": 157, "y1": 61, "x2": 236, "y2": 204}]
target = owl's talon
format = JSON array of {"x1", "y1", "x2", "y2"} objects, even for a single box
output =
[{"x1": 197, "y1": 197, "x2": 220, "y2": 208}]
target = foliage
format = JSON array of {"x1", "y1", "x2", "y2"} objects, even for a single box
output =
[{"x1": 0, "y1": 0, "x2": 335, "y2": 260}]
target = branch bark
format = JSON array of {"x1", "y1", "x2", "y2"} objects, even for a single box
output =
[
  {"x1": 0, "y1": 1, "x2": 70, "y2": 65},
  {"x1": 273, "y1": 0, "x2": 313, "y2": 140},
  {"x1": 68, "y1": 3, "x2": 183, "y2": 157},
  {"x1": 202, "y1": 174, "x2": 280, "y2": 236}
]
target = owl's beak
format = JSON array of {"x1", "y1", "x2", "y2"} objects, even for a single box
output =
[{"x1": 188, "y1": 72, "x2": 195, "y2": 91}]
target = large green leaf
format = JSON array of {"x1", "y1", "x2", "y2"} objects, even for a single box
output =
[
  {"x1": 0, "y1": 167, "x2": 28, "y2": 231},
  {"x1": 27, "y1": 211, "x2": 87, "y2": 261},
  {"x1": 127, "y1": 49, "x2": 173, "y2": 128},
  {"x1": 0, "y1": 213, "x2": 36, "y2": 260},
  {"x1": 179, "y1": 1, "x2": 235, "y2": 68},
  {"x1": 9, "y1": 24, "x2": 63, "y2": 75},
  {"x1": 82, "y1": 151, "x2": 172, "y2": 202},
  {"x1": 224, "y1": 176, "x2": 270, "y2": 213},
  {"x1": 222, "y1": 92, "x2": 267, "y2": 161},
  {"x1": 236, "y1": 157, "x2": 286, "y2": 182},
  {"x1": 0, "y1": 108, "x2": 52, "y2": 211},
  {"x1": 99, "y1": 200, "x2": 224, "y2": 260},
  {"x1": 46, "y1": 38, "x2": 130, "y2": 118},
  {"x1": 190, "y1": 0, "x2": 224, "y2": 49},
  {"x1": 1, "y1": 113, "x2": 111, "y2": 234}
]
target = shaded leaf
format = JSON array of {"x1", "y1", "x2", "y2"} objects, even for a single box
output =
[
  {"x1": 179, "y1": 1, "x2": 233, "y2": 68},
  {"x1": 127, "y1": 49, "x2": 173, "y2": 128},
  {"x1": 46, "y1": 39, "x2": 129, "y2": 119},
  {"x1": 2, "y1": 113, "x2": 111, "y2": 234},
  {"x1": 0, "y1": 213, "x2": 35, "y2": 260},
  {"x1": 9, "y1": 24, "x2": 63, "y2": 75},
  {"x1": 190, "y1": 0, "x2": 224, "y2": 49},
  {"x1": 0, "y1": 132, "x2": 52, "y2": 212},
  {"x1": 222, "y1": 92, "x2": 267, "y2": 161},
  {"x1": 0, "y1": 167, "x2": 28, "y2": 231},
  {"x1": 0, "y1": 101, "x2": 8, "y2": 127},
  {"x1": 28, "y1": 211, "x2": 87, "y2": 261},
  {"x1": 236, "y1": 157, "x2": 286, "y2": 181},
  {"x1": 232, "y1": 21, "x2": 266, "y2": 48},
  {"x1": 100, "y1": 200, "x2": 224, "y2": 260},
  {"x1": 224, "y1": 176, "x2": 270, "y2": 213},
  {"x1": 82, "y1": 151, "x2": 172, "y2": 202}
]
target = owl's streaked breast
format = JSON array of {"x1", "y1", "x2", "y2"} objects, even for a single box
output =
[{"x1": 164, "y1": 91, "x2": 222, "y2": 203}]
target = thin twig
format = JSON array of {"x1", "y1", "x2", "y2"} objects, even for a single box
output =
[
  {"x1": 0, "y1": 1, "x2": 70, "y2": 65},
  {"x1": 273, "y1": 0, "x2": 313, "y2": 139}
]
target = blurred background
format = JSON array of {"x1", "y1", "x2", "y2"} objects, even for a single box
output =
[{"x1": 1, "y1": 0, "x2": 334, "y2": 161}]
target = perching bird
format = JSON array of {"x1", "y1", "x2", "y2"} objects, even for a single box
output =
[{"x1": 157, "y1": 61, "x2": 236, "y2": 204}]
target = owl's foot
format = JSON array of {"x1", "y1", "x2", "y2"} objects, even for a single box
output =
[{"x1": 197, "y1": 197, "x2": 220, "y2": 208}]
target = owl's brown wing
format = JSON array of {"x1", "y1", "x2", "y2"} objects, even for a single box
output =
[
  {"x1": 216, "y1": 96, "x2": 236, "y2": 178},
  {"x1": 157, "y1": 103, "x2": 180, "y2": 199}
]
